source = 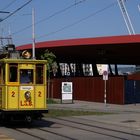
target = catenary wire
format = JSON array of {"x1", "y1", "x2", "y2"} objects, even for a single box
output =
[
  {"x1": 36, "y1": 2, "x2": 117, "y2": 40},
  {"x1": 14, "y1": 1, "x2": 117, "y2": 45},
  {"x1": 12, "y1": 0, "x2": 87, "y2": 36},
  {"x1": 0, "y1": 0, "x2": 17, "y2": 11},
  {"x1": 0, "y1": 0, "x2": 32, "y2": 22}
]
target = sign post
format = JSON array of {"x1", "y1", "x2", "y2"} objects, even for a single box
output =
[
  {"x1": 61, "y1": 82, "x2": 73, "y2": 103},
  {"x1": 103, "y1": 69, "x2": 108, "y2": 106}
]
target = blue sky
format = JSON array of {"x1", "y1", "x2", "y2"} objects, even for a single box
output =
[{"x1": 0, "y1": 0, "x2": 140, "y2": 46}]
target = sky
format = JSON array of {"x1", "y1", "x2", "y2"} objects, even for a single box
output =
[{"x1": 0, "y1": 0, "x2": 140, "y2": 47}]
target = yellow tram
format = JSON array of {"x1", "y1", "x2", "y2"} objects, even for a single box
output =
[{"x1": 0, "y1": 45, "x2": 48, "y2": 123}]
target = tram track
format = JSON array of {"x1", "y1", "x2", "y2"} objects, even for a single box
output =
[
  {"x1": 44, "y1": 117, "x2": 140, "y2": 140},
  {"x1": 13, "y1": 128, "x2": 46, "y2": 140},
  {"x1": 2, "y1": 116, "x2": 140, "y2": 140},
  {"x1": 12, "y1": 127, "x2": 76, "y2": 140},
  {"x1": 13, "y1": 127, "x2": 79, "y2": 140},
  {"x1": 8, "y1": 121, "x2": 78, "y2": 140},
  {"x1": 60, "y1": 116, "x2": 140, "y2": 136}
]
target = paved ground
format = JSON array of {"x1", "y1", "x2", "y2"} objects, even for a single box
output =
[
  {"x1": 0, "y1": 132, "x2": 15, "y2": 140},
  {"x1": 48, "y1": 100, "x2": 140, "y2": 128},
  {"x1": 1, "y1": 100, "x2": 140, "y2": 139}
]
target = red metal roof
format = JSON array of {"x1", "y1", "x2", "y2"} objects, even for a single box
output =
[
  {"x1": 16, "y1": 34, "x2": 140, "y2": 50},
  {"x1": 16, "y1": 34, "x2": 140, "y2": 64}
]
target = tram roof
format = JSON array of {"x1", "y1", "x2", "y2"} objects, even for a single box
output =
[
  {"x1": 16, "y1": 34, "x2": 140, "y2": 64},
  {"x1": 0, "y1": 59, "x2": 47, "y2": 64}
]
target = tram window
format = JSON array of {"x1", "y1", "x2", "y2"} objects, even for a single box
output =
[
  {"x1": 2, "y1": 65, "x2": 5, "y2": 83},
  {"x1": 0, "y1": 65, "x2": 1, "y2": 84},
  {"x1": 9, "y1": 64, "x2": 18, "y2": 82},
  {"x1": 20, "y1": 69, "x2": 33, "y2": 84},
  {"x1": 36, "y1": 65, "x2": 43, "y2": 84}
]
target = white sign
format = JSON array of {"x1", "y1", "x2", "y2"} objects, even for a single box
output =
[
  {"x1": 97, "y1": 64, "x2": 108, "y2": 75},
  {"x1": 62, "y1": 82, "x2": 73, "y2": 100},
  {"x1": 20, "y1": 86, "x2": 33, "y2": 90},
  {"x1": 101, "y1": 65, "x2": 108, "y2": 80},
  {"x1": 103, "y1": 70, "x2": 108, "y2": 80}
]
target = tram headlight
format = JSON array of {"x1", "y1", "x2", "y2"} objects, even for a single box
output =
[
  {"x1": 24, "y1": 91, "x2": 31, "y2": 101},
  {"x1": 22, "y1": 50, "x2": 31, "y2": 59}
]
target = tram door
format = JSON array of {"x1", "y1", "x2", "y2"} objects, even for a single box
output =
[
  {"x1": 7, "y1": 63, "x2": 19, "y2": 109},
  {"x1": 19, "y1": 66, "x2": 35, "y2": 109},
  {"x1": 0, "y1": 63, "x2": 5, "y2": 109}
]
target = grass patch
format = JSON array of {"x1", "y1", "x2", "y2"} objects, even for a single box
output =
[
  {"x1": 47, "y1": 99, "x2": 59, "y2": 104},
  {"x1": 44, "y1": 109, "x2": 112, "y2": 118}
]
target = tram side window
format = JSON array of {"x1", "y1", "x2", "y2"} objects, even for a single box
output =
[
  {"x1": 2, "y1": 65, "x2": 5, "y2": 83},
  {"x1": 36, "y1": 64, "x2": 43, "y2": 84},
  {"x1": 0, "y1": 65, "x2": 1, "y2": 84},
  {"x1": 20, "y1": 69, "x2": 33, "y2": 84},
  {"x1": 9, "y1": 64, "x2": 18, "y2": 82}
]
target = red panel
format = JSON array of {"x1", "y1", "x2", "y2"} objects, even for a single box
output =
[
  {"x1": 50, "y1": 76, "x2": 125, "y2": 104},
  {"x1": 107, "y1": 77, "x2": 125, "y2": 104},
  {"x1": 127, "y1": 73, "x2": 140, "y2": 80}
]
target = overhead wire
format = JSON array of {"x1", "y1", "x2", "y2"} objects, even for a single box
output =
[
  {"x1": 0, "y1": 0, "x2": 17, "y2": 11},
  {"x1": 14, "y1": 1, "x2": 117, "y2": 44},
  {"x1": 15, "y1": 1, "x2": 117, "y2": 44},
  {"x1": 36, "y1": 2, "x2": 117, "y2": 40},
  {"x1": 12, "y1": 0, "x2": 87, "y2": 36},
  {"x1": 0, "y1": 0, "x2": 32, "y2": 22}
]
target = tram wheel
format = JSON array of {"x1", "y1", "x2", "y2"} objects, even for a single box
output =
[{"x1": 25, "y1": 115, "x2": 32, "y2": 123}]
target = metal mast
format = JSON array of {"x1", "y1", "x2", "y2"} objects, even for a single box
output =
[
  {"x1": 32, "y1": 8, "x2": 36, "y2": 59},
  {"x1": 117, "y1": 0, "x2": 135, "y2": 35}
]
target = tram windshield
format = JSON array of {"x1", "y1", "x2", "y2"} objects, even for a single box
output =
[{"x1": 20, "y1": 69, "x2": 33, "y2": 84}]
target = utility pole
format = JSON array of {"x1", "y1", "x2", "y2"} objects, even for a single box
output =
[
  {"x1": 117, "y1": 0, "x2": 135, "y2": 35},
  {"x1": 32, "y1": 8, "x2": 36, "y2": 59},
  {"x1": 0, "y1": 11, "x2": 11, "y2": 47}
]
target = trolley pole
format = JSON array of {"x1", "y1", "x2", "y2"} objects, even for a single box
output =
[{"x1": 32, "y1": 8, "x2": 36, "y2": 59}]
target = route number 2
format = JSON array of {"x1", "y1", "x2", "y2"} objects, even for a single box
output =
[
  {"x1": 11, "y1": 91, "x2": 15, "y2": 97},
  {"x1": 38, "y1": 91, "x2": 42, "y2": 97}
]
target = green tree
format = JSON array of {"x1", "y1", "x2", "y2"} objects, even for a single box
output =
[{"x1": 41, "y1": 49, "x2": 57, "y2": 99}]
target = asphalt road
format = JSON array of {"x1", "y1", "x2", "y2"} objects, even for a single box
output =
[{"x1": 0, "y1": 113, "x2": 140, "y2": 140}]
